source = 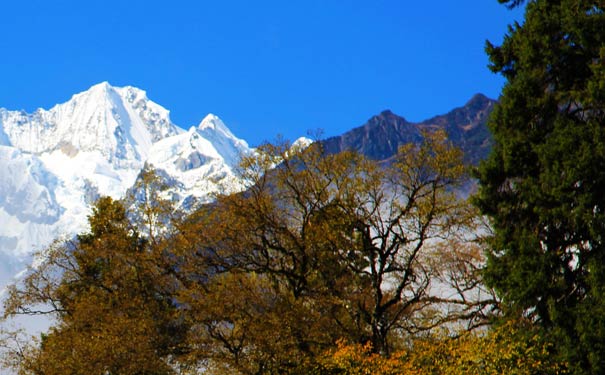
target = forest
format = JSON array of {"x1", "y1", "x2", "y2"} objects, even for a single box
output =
[{"x1": 3, "y1": 0, "x2": 605, "y2": 373}]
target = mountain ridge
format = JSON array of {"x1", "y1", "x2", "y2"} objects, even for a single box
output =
[
  {"x1": 321, "y1": 93, "x2": 495, "y2": 164},
  {"x1": 0, "y1": 82, "x2": 254, "y2": 287},
  {"x1": 0, "y1": 83, "x2": 495, "y2": 290}
]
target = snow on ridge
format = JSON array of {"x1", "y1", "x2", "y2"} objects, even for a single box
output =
[
  {"x1": 292, "y1": 136, "x2": 314, "y2": 150},
  {"x1": 198, "y1": 113, "x2": 234, "y2": 137},
  {"x1": 0, "y1": 82, "x2": 181, "y2": 161},
  {"x1": 145, "y1": 121, "x2": 249, "y2": 207},
  {"x1": 197, "y1": 113, "x2": 252, "y2": 168},
  {"x1": 0, "y1": 82, "x2": 261, "y2": 290},
  {"x1": 0, "y1": 110, "x2": 11, "y2": 146},
  {"x1": 0, "y1": 146, "x2": 62, "y2": 226},
  {"x1": 114, "y1": 85, "x2": 183, "y2": 142}
]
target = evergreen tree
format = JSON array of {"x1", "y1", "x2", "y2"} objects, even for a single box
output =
[{"x1": 475, "y1": 1, "x2": 605, "y2": 373}]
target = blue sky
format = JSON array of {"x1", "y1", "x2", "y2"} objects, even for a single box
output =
[{"x1": 0, "y1": 1, "x2": 523, "y2": 146}]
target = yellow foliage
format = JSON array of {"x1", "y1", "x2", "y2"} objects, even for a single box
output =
[
  {"x1": 315, "y1": 321, "x2": 567, "y2": 375},
  {"x1": 314, "y1": 339, "x2": 405, "y2": 375}
]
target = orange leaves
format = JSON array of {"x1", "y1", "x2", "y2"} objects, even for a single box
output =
[
  {"x1": 317, "y1": 339, "x2": 405, "y2": 375},
  {"x1": 317, "y1": 321, "x2": 568, "y2": 375}
]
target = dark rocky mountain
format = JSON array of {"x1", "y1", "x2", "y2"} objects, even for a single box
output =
[{"x1": 321, "y1": 93, "x2": 496, "y2": 165}]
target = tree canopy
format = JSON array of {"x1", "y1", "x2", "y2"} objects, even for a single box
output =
[
  {"x1": 1, "y1": 132, "x2": 495, "y2": 374},
  {"x1": 176, "y1": 132, "x2": 491, "y2": 372},
  {"x1": 475, "y1": 0, "x2": 605, "y2": 373},
  {"x1": 1, "y1": 196, "x2": 186, "y2": 374}
]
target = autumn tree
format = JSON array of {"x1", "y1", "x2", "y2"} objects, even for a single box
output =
[
  {"x1": 475, "y1": 1, "x2": 605, "y2": 373},
  {"x1": 179, "y1": 131, "x2": 492, "y2": 372},
  {"x1": 126, "y1": 163, "x2": 180, "y2": 245},
  {"x1": 315, "y1": 319, "x2": 567, "y2": 375},
  {"x1": 1, "y1": 196, "x2": 186, "y2": 374},
  {"x1": 0, "y1": 135, "x2": 493, "y2": 374}
]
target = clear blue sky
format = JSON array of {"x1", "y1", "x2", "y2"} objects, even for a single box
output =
[{"x1": 0, "y1": 1, "x2": 523, "y2": 147}]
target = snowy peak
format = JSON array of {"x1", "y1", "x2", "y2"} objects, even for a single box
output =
[
  {"x1": 292, "y1": 136, "x2": 314, "y2": 150},
  {"x1": 0, "y1": 83, "x2": 255, "y2": 284},
  {"x1": 114, "y1": 85, "x2": 178, "y2": 143},
  {"x1": 148, "y1": 126, "x2": 224, "y2": 171},
  {"x1": 75, "y1": 80, "x2": 112, "y2": 98},
  {"x1": 0, "y1": 82, "x2": 182, "y2": 165},
  {"x1": 147, "y1": 114, "x2": 251, "y2": 177},
  {"x1": 196, "y1": 113, "x2": 251, "y2": 167},
  {"x1": 198, "y1": 113, "x2": 231, "y2": 134},
  {"x1": 145, "y1": 116, "x2": 252, "y2": 206}
]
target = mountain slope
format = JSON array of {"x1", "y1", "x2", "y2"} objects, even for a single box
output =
[
  {"x1": 0, "y1": 83, "x2": 253, "y2": 288},
  {"x1": 0, "y1": 86, "x2": 495, "y2": 291},
  {"x1": 0, "y1": 82, "x2": 181, "y2": 161},
  {"x1": 147, "y1": 114, "x2": 252, "y2": 204},
  {"x1": 321, "y1": 94, "x2": 495, "y2": 164}
]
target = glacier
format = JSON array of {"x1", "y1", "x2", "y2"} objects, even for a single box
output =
[{"x1": 0, "y1": 82, "x2": 254, "y2": 290}]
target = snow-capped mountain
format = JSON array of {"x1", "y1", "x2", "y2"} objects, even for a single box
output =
[
  {"x1": 1, "y1": 82, "x2": 180, "y2": 160},
  {"x1": 147, "y1": 114, "x2": 252, "y2": 203},
  {"x1": 0, "y1": 82, "x2": 253, "y2": 288}
]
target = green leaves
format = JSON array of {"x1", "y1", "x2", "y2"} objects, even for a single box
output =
[{"x1": 476, "y1": 1, "x2": 605, "y2": 373}]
